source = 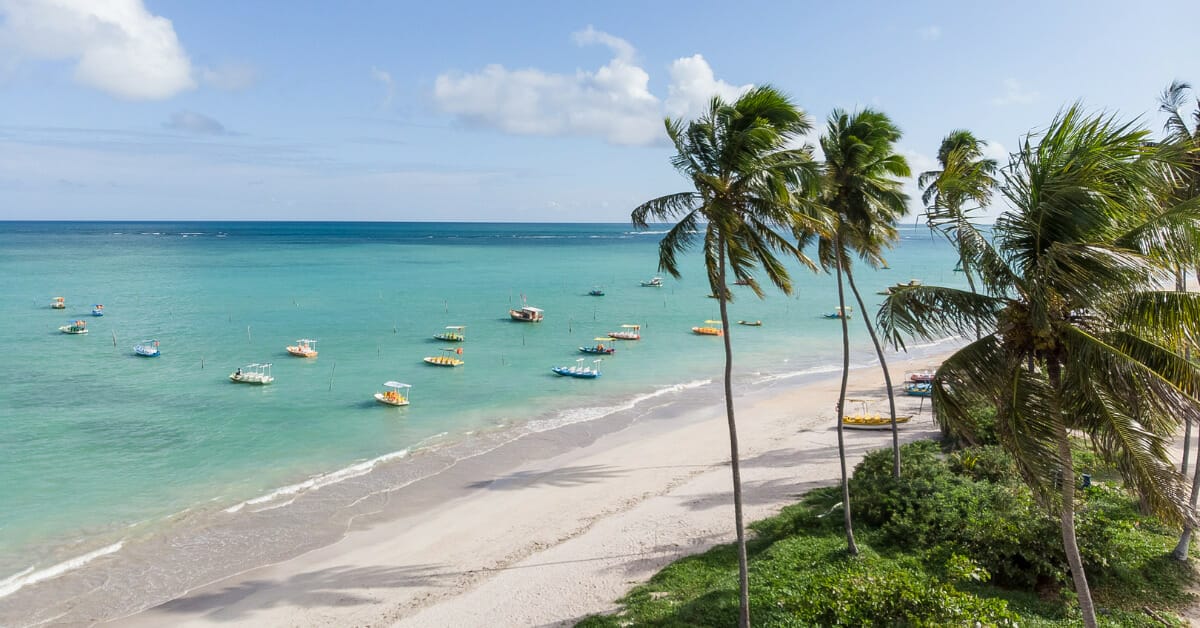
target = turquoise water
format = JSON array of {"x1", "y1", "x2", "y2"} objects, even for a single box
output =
[{"x1": 0, "y1": 221, "x2": 964, "y2": 586}]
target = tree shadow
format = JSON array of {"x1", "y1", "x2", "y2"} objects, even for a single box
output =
[
  {"x1": 466, "y1": 464, "x2": 626, "y2": 490},
  {"x1": 679, "y1": 477, "x2": 833, "y2": 512},
  {"x1": 149, "y1": 563, "x2": 448, "y2": 621}
]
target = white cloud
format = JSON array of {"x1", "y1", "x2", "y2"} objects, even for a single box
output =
[
  {"x1": 980, "y1": 139, "x2": 1009, "y2": 163},
  {"x1": 433, "y1": 27, "x2": 750, "y2": 146},
  {"x1": 370, "y1": 66, "x2": 394, "y2": 108},
  {"x1": 0, "y1": 0, "x2": 195, "y2": 100},
  {"x1": 918, "y1": 25, "x2": 941, "y2": 41},
  {"x1": 164, "y1": 111, "x2": 227, "y2": 135},
  {"x1": 664, "y1": 54, "x2": 752, "y2": 120},
  {"x1": 991, "y1": 78, "x2": 1038, "y2": 106},
  {"x1": 202, "y1": 63, "x2": 257, "y2": 91}
]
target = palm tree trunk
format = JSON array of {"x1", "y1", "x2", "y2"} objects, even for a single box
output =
[
  {"x1": 1049, "y1": 358, "x2": 1096, "y2": 628},
  {"x1": 833, "y1": 235, "x2": 859, "y2": 554},
  {"x1": 716, "y1": 236, "x2": 751, "y2": 628},
  {"x1": 1172, "y1": 427, "x2": 1200, "y2": 560},
  {"x1": 844, "y1": 266, "x2": 901, "y2": 478},
  {"x1": 1179, "y1": 269, "x2": 1190, "y2": 474}
]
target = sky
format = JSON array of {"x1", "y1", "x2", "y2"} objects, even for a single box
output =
[{"x1": 0, "y1": 0, "x2": 1197, "y2": 222}]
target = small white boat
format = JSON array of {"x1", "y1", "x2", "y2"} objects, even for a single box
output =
[
  {"x1": 50, "y1": 296, "x2": 65, "y2": 309},
  {"x1": 434, "y1": 325, "x2": 466, "y2": 342},
  {"x1": 640, "y1": 276, "x2": 663, "y2": 287},
  {"x1": 286, "y1": 338, "x2": 318, "y2": 358},
  {"x1": 133, "y1": 340, "x2": 160, "y2": 357},
  {"x1": 510, "y1": 306, "x2": 544, "y2": 322},
  {"x1": 608, "y1": 324, "x2": 641, "y2": 340},
  {"x1": 374, "y1": 381, "x2": 412, "y2": 406},
  {"x1": 59, "y1": 320, "x2": 88, "y2": 334},
  {"x1": 230, "y1": 363, "x2": 274, "y2": 385}
]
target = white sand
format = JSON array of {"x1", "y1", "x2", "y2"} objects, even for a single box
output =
[{"x1": 114, "y1": 354, "x2": 945, "y2": 628}]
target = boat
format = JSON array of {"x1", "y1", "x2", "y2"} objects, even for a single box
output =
[
  {"x1": 906, "y1": 370, "x2": 935, "y2": 383},
  {"x1": 608, "y1": 324, "x2": 641, "y2": 340},
  {"x1": 374, "y1": 381, "x2": 412, "y2": 406},
  {"x1": 59, "y1": 319, "x2": 88, "y2": 334},
  {"x1": 91, "y1": 304, "x2": 104, "y2": 316},
  {"x1": 50, "y1": 297, "x2": 65, "y2": 309},
  {"x1": 737, "y1": 320, "x2": 763, "y2": 327},
  {"x1": 692, "y1": 320, "x2": 723, "y2": 336},
  {"x1": 580, "y1": 337, "x2": 616, "y2": 355},
  {"x1": 640, "y1": 276, "x2": 663, "y2": 287},
  {"x1": 877, "y1": 279, "x2": 923, "y2": 296},
  {"x1": 904, "y1": 381, "x2": 932, "y2": 397},
  {"x1": 823, "y1": 306, "x2": 853, "y2": 319},
  {"x1": 286, "y1": 338, "x2": 318, "y2": 358},
  {"x1": 133, "y1": 340, "x2": 160, "y2": 357},
  {"x1": 588, "y1": 286, "x2": 605, "y2": 296},
  {"x1": 509, "y1": 306, "x2": 544, "y2": 322},
  {"x1": 552, "y1": 358, "x2": 601, "y2": 379},
  {"x1": 842, "y1": 414, "x2": 913, "y2": 430},
  {"x1": 230, "y1": 363, "x2": 273, "y2": 385},
  {"x1": 424, "y1": 347, "x2": 464, "y2": 367},
  {"x1": 434, "y1": 325, "x2": 466, "y2": 342}
]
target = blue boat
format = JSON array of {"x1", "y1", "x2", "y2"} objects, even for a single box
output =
[
  {"x1": 580, "y1": 338, "x2": 615, "y2": 355},
  {"x1": 904, "y1": 382, "x2": 931, "y2": 397},
  {"x1": 552, "y1": 358, "x2": 601, "y2": 379},
  {"x1": 91, "y1": 304, "x2": 105, "y2": 316},
  {"x1": 134, "y1": 340, "x2": 160, "y2": 357}
]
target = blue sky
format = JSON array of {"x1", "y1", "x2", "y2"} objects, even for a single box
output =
[{"x1": 0, "y1": 0, "x2": 1197, "y2": 221}]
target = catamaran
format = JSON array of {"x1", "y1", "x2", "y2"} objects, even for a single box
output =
[
  {"x1": 434, "y1": 325, "x2": 466, "y2": 342},
  {"x1": 133, "y1": 340, "x2": 160, "y2": 357},
  {"x1": 59, "y1": 320, "x2": 88, "y2": 334},
  {"x1": 692, "y1": 320, "x2": 723, "y2": 336},
  {"x1": 230, "y1": 363, "x2": 273, "y2": 385},
  {"x1": 424, "y1": 347, "x2": 464, "y2": 367},
  {"x1": 552, "y1": 358, "x2": 601, "y2": 379},
  {"x1": 286, "y1": 338, "x2": 318, "y2": 358},
  {"x1": 608, "y1": 324, "x2": 641, "y2": 340},
  {"x1": 374, "y1": 381, "x2": 412, "y2": 406}
]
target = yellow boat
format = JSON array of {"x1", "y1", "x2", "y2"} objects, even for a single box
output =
[
  {"x1": 692, "y1": 320, "x2": 723, "y2": 336},
  {"x1": 842, "y1": 414, "x2": 912, "y2": 430},
  {"x1": 424, "y1": 347, "x2": 464, "y2": 367}
]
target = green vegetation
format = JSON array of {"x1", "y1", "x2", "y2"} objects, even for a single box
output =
[{"x1": 577, "y1": 441, "x2": 1195, "y2": 627}]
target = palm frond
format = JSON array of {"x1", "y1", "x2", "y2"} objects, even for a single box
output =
[{"x1": 878, "y1": 286, "x2": 1003, "y2": 350}]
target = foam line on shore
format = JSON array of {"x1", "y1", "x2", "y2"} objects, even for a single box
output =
[
  {"x1": 525, "y1": 378, "x2": 712, "y2": 433},
  {"x1": 0, "y1": 542, "x2": 123, "y2": 599},
  {"x1": 224, "y1": 449, "x2": 411, "y2": 513}
]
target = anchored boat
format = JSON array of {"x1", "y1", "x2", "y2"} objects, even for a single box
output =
[
  {"x1": 374, "y1": 381, "x2": 412, "y2": 406},
  {"x1": 822, "y1": 306, "x2": 852, "y2": 319},
  {"x1": 59, "y1": 320, "x2": 88, "y2": 334},
  {"x1": 424, "y1": 347, "x2": 464, "y2": 367},
  {"x1": 286, "y1": 338, "x2": 318, "y2": 358},
  {"x1": 588, "y1": 286, "x2": 605, "y2": 296},
  {"x1": 434, "y1": 325, "x2": 466, "y2": 342},
  {"x1": 91, "y1": 304, "x2": 104, "y2": 316},
  {"x1": 133, "y1": 340, "x2": 160, "y2": 357},
  {"x1": 692, "y1": 320, "x2": 723, "y2": 336},
  {"x1": 509, "y1": 306, "x2": 544, "y2": 322},
  {"x1": 580, "y1": 337, "x2": 615, "y2": 355},
  {"x1": 607, "y1": 324, "x2": 641, "y2": 340},
  {"x1": 230, "y1": 363, "x2": 273, "y2": 385},
  {"x1": 552, "y1": 358, "x2": 601, "y2": 379},
  {"x1": 50, "y1": 296, "x2": 66, "y2": 309},
  {"x1": 640, "y1": 276, "x2": 663, "y2": 287},
  {"x1": 737, "y1": 320, "x2": 763, "y2": 327}
]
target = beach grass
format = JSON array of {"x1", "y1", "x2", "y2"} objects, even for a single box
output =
[{"x1": 577, "y1": 440, "x2": 1196, "y2": 627}]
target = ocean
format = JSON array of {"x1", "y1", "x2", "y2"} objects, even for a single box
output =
[{"x1": 0, "y1": 221, "x2": 965, "y2": 608}]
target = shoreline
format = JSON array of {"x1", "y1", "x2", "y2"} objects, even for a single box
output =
[{"x1": 91, "y1": 349, "x2": 948, "y2": 627}]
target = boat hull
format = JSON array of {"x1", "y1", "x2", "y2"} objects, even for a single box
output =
[
  {"x1": 842, "y1": 415, "x2": 912, "y2": 430},
  {"x1": 692, "y1": 327, "x2": 722, "y2": 336},
  {"x1": 579, "y1": 347, "x2": 615, "y2": 355},
  {"x1": 286, "y1": 347, "x2": 318, "y2": 358},
  {"x1": 134, "y1": 349, "x2": 160, "y2": 357},
  {"x1": 509, "y1": 310, "x2": 543, "y2": 322},
  {"x1": 607, "y1": 332, "x2": 639, "y2": 340},
  {"x1": 374, "y1": 392, "x2": 409, "y2": 406},
  {"x1": 424, "y1": 357, "x2": 463, "y2": 367},
  {"x1": 59, "y1": 327, "x2": 87, "y2": 334},
  {"x1": 551, "y1": 367, "x2": 600, "y2": 378},
  {"x1": 229, "y1": 374, "x2": 273, "y2": 385},
  {"x1": 433, "y1": 334, "x2": 464, "y2": 342}
]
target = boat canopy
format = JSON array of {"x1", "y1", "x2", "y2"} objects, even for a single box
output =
[
  {"x1": 704, "y1": 320, "x2": 721, "y2": 324},
  {"x1": 593, "y1": 337, "x2": 610, "y2": 341},
  {"x1": 522, "y1": 307, "x2": 544, "y2": 313},
  {"x1": 621, "y1": 324, "x2": 640, "y2": 328},
  {"x1": 383, "y1": 381, "x2": 411, "y2": 389},
  {"x1": 445, "y1": 325, "x2": 465, "y2": 330}
]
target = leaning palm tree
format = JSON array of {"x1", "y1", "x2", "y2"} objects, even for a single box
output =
[
  {"x1": 879, "y1": 104, "x2": 1200, "y2": 628},
  {"x1": 632, "y1": 85, "x2": 820, "y2": 627},
  {"x1": 918, "y1": 130, "x2": 998, "y2": 330},
  {"x1": 813, "y1": 109, "x2": 909, "y2": 504},
  {"x1": 1159, "y1": 80, "x2": 1200, "y2": 560}
]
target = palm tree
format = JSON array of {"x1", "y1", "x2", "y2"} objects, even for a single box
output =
[
  {"x1": 879, "y1": 104, "x2": 1200, "y2": 628},
  {"x1": 1159, "y1": 80, "x2": 1200, "y2": 560},
  {"x1": 918, "y1": 130, "x2": 999, "y2": 332},
  {"x1": 632, "y1": 86, "x2": 820, "y2": 627},
  {"x1": 809, "y1": 108, "x2": 909, "y2": 546}
]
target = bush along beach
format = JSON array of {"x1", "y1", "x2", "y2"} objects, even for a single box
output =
[{"x1": 578, "y1": 440, "x2": 1197, "y2": 627}]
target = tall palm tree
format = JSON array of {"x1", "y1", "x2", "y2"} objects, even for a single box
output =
[
  {"x1": 1159, "y1": 80, "x2": 1200, "y2": 560},
  {"x1": 879, "y1": 104, "x2": 1200, "y2": 628},
  {"x1": 812, "y1": 108, "x2": 909, "y2": 544},
  {"x1": 632, "y1": 86, "x2": 820, "y2": 627},
  {"x1": 918, "y1": 130, "x2": 998, "y2": 331}
]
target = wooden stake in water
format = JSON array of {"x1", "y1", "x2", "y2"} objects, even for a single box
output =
[
  {"x1": 111, "y1": 330, "x2": 117, "y2": 347},
  {"x1": 328, "y1": 361, "x2": 337, "y2": 391},
  {"x1": 247, "y1": 325, "x2": 252, "y2": 343},
  {"x1": 201, "y1": 356, "x2": 205, "y2": 370}
]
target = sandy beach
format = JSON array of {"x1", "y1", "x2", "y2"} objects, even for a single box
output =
[{"x1": 98, "y1": 351, "x2": 947, "y2": 628}]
